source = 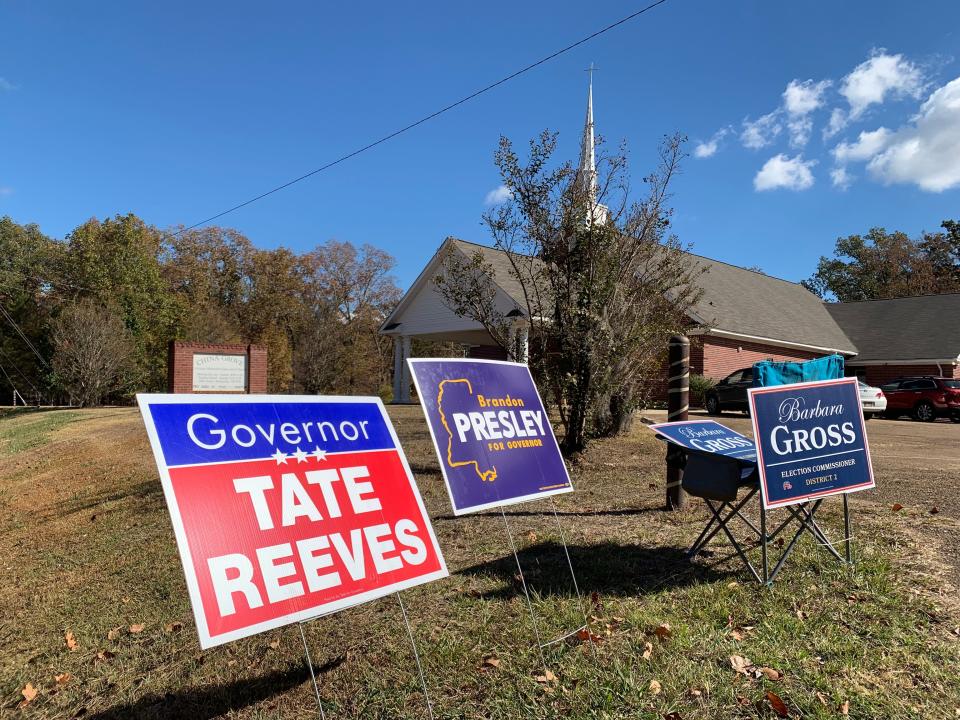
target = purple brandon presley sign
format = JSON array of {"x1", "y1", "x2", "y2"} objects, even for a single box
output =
[{"x1": 407, "y1": 359, "x2": 573, "y2": 515}]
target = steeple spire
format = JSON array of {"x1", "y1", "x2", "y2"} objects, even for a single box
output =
[
  {"x1": 575, "y1": 64, "x2": 607, "y2": 231},
  {"x1": 577, "y1": 63, "x2": 598, "y2": 200}
]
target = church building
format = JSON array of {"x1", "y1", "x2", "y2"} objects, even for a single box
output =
[{"x1": 381, "y1": 79, "x2": 960, "y2": 403}]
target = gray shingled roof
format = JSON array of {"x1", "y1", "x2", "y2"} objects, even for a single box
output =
[
  {"x1": 826, "y1": 294, "x2": 960, "y2": 362},
  {"x1": 451, "y1": 238, "x2": 857, "y2": 353},
  {"x1": 685, "y1": 254, "x2": 857, "y2": 353}
]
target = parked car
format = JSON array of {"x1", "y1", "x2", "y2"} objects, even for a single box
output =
[
  {"x1": 857, "y1": 379, "x2": 887, "y2": 419},
  {"x1": 705, "y1": 366, "x2": 753, "y2": 415},
  {"x1": 880, "y1": 376, "x2": 960, "y2": 422}
]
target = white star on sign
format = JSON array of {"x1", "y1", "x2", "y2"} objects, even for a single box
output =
[
  {"x1": 312, "y1": 446, "x2": 328, "y2": 462},
  {"x1": 272, "y1": 448, "x2": 289, "y2": 465},
  {"x1": 293, "y1": 447, "x2": 308, "y2": 463}
]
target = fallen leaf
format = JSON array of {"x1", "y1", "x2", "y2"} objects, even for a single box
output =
[
  {"x1": 534, "y1": 669, "x2": 557, "y2": 684},
  {"x1": 795, "y1": 609, "x2": 808, "y2": 622},
  {"x1": 128, "y1": 624, "x2": 145, "y2": 634},
  {"x1": 524, "y1": 530, "x2": 537, "y2": 542},
  {"x1": 727, "y1": 581, "x2": 739, "y2": 589},
  {"x1": 20, "y1": 682, "x2": 38, "y2": 707},
  {"x1": 268, "y1": 638, "x2": 280, "y2": 649},
  {"x1": 892, "y1": 503, "x2": 904, "y2": 512},
  {"x1": 840, "y1": 700, "x2": 850, "y2": 715},
  {"x1": 729, "y1": 655, "x2": 753, "y2": 675},
  {"x1": 931, "y1": 506, "x2": 940, "y2": 515},
  {"x1": 649, "y1": 679, "x2": 662, "y2": 695},
  {"x1": 653, "y1": 623, "x2": 672, "y2": 639},
  {"x1": 96, "y1": 649, "x2": 115, "y2": 662},
  {"x1": 576, "y1": 628, "x2": 604, "y2": 644},
  {"x1": 590, "y1": 591, "x2": 603, "y2": 615},
  {"x1": 55, "y1": 672, "x2": 71, "y2": 686},
  {"x1": 165, "y1": 622, "x2": 184, "y2": 634},
  {"x1": 481, "y1": 655, "x2": 500, "y2": 669},
  {"x1": 730, "y1": 628, "x2": 746, "y2": 642},
  {"x1": 642, "y1": 641, "x2": 654, "y2": 660},
  {"x1": 107, "y1": 626, "x2": 123, "y2": 641},
  {"x1": 766, "y1": 690, "x2": 789, "y2": 718},
  {"x1": 758, "y1": 667, "x2": 782, "y2": 681},
  {"x1": 816, "y1": 691, "x2": 829, "y2": 706},
  {"x1": 65, "y1": 630, "x2": 78, "y2": 651}
]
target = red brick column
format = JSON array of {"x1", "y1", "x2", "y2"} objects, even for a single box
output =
[{"x1": 167, "y1": 341, "x2": 268, "y2": 394}]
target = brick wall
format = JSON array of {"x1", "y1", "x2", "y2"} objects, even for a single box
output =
[
  {"x1": 850, "y1": 363, "x2": 960, "y2": 386},
  {"x1": 695, "y1": 335, "x2": 822, "y2": 380},
  {"x1": 167, "y1": 341, "x2": 268, "y2": 394}
]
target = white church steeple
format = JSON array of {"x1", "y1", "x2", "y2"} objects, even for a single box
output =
[{"x1": 576, "y1": 64, "x2": 608, "y2": 227}]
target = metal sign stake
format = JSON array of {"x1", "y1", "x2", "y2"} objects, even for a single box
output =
[
  {"x1": 397, "y1": 592, "x2": 436, "y2": 720},
  {"x1": 550, "y1": 498, "x2": 597, "y2": 657},
  {"x1": 299, "y1": 622, "x2": 327, "y2": 720},
  {"x1": 499, "y1": 506, "x2": 550, "y2": 676}
]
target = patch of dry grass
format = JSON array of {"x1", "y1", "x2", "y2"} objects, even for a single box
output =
[{"x1": 1, "y1": 407, "x2": 958, "y2": 719}]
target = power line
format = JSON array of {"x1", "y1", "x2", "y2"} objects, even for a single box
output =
[
  {"x1": 176, "y1": 0, "x2": 672, "y2": 234},
  {"x1": 0, "y1": 301, "x2": 50, "y2": 368}
]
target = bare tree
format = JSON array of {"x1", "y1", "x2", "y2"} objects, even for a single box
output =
[
  {"x1": 435, "y1": 131, "x2": 703, "y2": 455},
  {"x1": 50, "y1": 300, "x2": 138, "y2": 406}
]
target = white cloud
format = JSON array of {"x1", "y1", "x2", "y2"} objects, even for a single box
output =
[
  {"x1": 861, "y1": 76, "x2": 960, "y2": 192},
  {"x1": 832, "y1": 127, "x2": 894, "y2": 163},
  {"x1": 753, "y1": 154, "x2": 817, "y2": 191},
  {"x1": 740, "y1": 111, "x2": 782, "y2": 149},
  {"x1": 0, "y1": 77, "x2": 16, "y2": 92},
  {"x1": 830, "y1": 167, "x2": 853, "y2": 190},
  {"x1": 781, "y1": 79, "x2": 831, "y2": 147},
  {"x1": 694, "y1": 127, "x2": 730, "y2": 158},
  {"x1": 484, "y1": 184, "x2": 512, "y2": 205},
  {"x1": 824, "y1": 108, "x2": 848, "y2": 139},
  {"x1": 840, "y1": 50, "x2": 923, "y2": 120},
  {"x1": 783, "y1": 79, "x2": 831, "y2": 116}
]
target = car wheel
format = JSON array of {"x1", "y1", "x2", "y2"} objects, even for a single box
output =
[
  {"x1": 706, "y1": 395, "x2": 721, "y2": 416},
  {"x1": 913, "y1": 400, "x2": 936, "y2": 422},
  {"x1": 951, "y1": 413, "x2": 960, "y2": 424}
]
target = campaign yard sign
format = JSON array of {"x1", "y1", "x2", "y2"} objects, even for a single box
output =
[
  {"x1": 408, "y1": 359, "x2": 572, "y2": 515},
  {"x1": 648, "y1": 419, "x2": 756, "y2": 462},
  {"x1": 748, "y1": 378, "x2": 875, "y2": 509},
  {"x1": 137, "y1": 395, "x2": 447, "y2": 649}
]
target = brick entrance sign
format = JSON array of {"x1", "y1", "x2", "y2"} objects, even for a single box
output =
[{"x1": 167, "y1": 342, "x2": 268, "y2": 394}]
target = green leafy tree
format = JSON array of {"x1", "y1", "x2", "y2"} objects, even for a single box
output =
[
  {"x1": 61, "y1": 214, "x2": 178, "y2": 391},
  {"x1": 803, "y1": 222, "x2": 960, "y2": 301},
  {"x1": 436, "y1": 131, "x2": 703, "y2": 455}
]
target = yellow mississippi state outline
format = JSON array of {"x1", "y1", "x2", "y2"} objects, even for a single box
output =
[{"x1": 437, "y1": 378, "x2": 498, "y2": 483}]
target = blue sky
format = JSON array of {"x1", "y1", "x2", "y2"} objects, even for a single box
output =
[{"x1": 2, "y1": 1, "x2": 959, "y2": 289}]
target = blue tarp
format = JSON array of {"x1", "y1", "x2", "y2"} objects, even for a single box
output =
[{"x1": 752, "y1": 354, "x2": 845, "y2": 388}]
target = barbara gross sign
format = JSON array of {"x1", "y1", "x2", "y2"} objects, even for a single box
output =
[
  {"x1": 408, "y1": 359, "x2": 572, "y2": 515},
  {"x1": 748, "y1": 378, "x2": 875, "y2": 509},
  {"x1": 137, "y1": 395, "x2": 447, "y2": 648},
  {"x1": 648, "y1": 419, "x2": 756, "y2": 462}
]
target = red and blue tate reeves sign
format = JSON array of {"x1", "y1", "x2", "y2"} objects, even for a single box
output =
[
  {"x1": 748, "y1": 378, "x2": 876, "y2": 510},
  {"x1": 408, "y1": 359, "x2": 573, "y2": 515},
  {"x1": 137, "y1": 395, "x2": 447, "y2": 649}
]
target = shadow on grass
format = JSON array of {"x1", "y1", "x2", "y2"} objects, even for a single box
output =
[
  {"x1": 86, "y1": 663, "x2": 316, "y2": 720},
  {"x1": 458, "y1": 541, "x2": 725, "y2": 599},
  {"x1": 434, "y1": 506, "x2": 665, "y2": 522}
]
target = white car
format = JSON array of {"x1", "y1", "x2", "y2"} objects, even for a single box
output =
[{"x1": 858, "y1": 379, "x2": 887, "y2": 419}]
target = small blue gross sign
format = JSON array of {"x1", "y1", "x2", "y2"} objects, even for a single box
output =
[
  {"x1": 748, "y1": 377, "x2": 875, "y2": 509},
  {"x1": 648, "y1": 419, "x2": 756, "y2": 462}
]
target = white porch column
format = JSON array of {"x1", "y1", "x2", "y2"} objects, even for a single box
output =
[
  {"x1": 392, "y1": 336, "x2": 404, "y2": 401},
  {"x1": 399, "y1": 336, "x2": 412, "y2": 402},
  {"x1": 517, "y1": 324, "x2": 529, "y2": 364}
]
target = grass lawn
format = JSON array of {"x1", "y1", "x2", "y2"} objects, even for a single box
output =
[{"x1": 1, "y1": 406, "x2": 959, "y2": 719}]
